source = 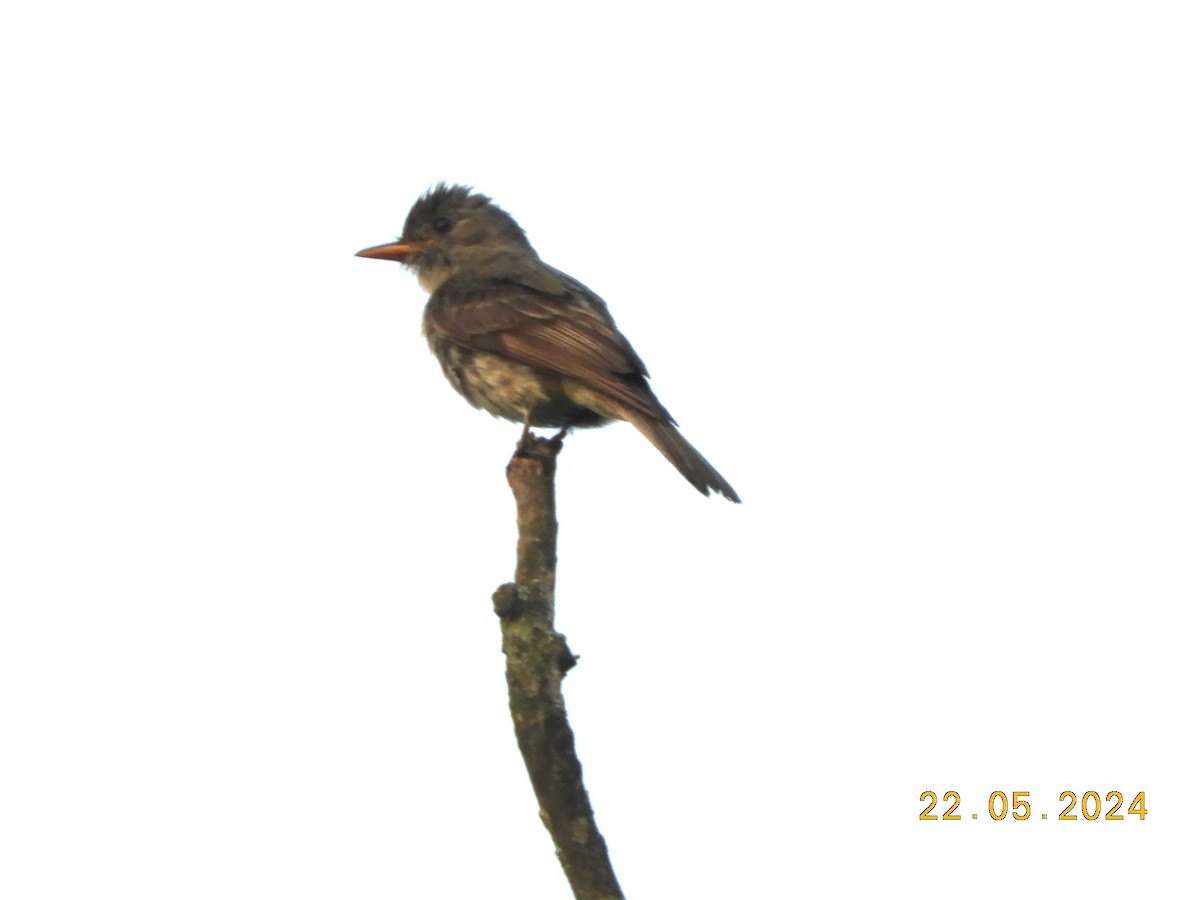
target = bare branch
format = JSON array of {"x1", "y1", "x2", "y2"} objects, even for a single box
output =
[{"x1": 492, "y1": 436, "x2": 624, "y2": 900}]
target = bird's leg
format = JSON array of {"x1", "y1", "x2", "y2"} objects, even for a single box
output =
[
  {"x1": 516, "y1": 421, "x2": 535, "y2": 456},
  {"x1": 515, "y1": 422, "x2": 567, "y2": 457}
]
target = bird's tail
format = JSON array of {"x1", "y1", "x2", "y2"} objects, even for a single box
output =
[{"x1": 629, "y1": 417, "x2": 741, "y2": 503}]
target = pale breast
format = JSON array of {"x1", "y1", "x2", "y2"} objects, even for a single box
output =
[{"x1": 427, "y1": 336, "x2": 611, "y2": 428}]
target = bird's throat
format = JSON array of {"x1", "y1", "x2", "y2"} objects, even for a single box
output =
[{"x1": 417, "y1": 266, "x2": 454, "y2": 295}]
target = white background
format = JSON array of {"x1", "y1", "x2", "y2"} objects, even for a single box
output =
[{"x1": 2, "y1": 2, "x2": 1197, "y2": 897}]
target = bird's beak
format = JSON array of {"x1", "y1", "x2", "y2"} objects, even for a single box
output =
[{"x1": 355, "y1": 239, "x2": 430, "y2": 261}]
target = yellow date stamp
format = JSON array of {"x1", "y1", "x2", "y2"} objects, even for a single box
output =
[{"x1": 920, "y1": 790, "x2": 1147, "y2": 821}]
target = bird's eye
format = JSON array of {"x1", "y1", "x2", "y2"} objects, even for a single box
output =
[{"x1": 432, "y1": 217, "x2": 453, "y2": 233}]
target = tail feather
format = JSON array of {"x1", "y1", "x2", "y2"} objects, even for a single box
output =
[{"x1": 630, "y1": 417, "x2": 741, "y2": 503}]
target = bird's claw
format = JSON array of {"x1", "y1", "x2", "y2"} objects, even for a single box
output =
[{"x1": 514, "y1": 424, "x2": 568, "y2": 457}]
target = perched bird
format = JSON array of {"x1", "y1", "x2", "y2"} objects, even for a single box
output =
[{"x1": 356, "y1": 184, "x2": 739, "y2": 502}]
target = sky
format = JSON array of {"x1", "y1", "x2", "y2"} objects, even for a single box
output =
[{"x1": 2, "y1": 2, "x2": 1197, "y2": 897}]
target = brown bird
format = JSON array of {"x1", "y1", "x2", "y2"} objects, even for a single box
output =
[{"x1": 356, "y1": 184, "x2": 739, "y2": 502}]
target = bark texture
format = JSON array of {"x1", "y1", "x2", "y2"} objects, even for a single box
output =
[{"x1": 491, "y1": 435, "x2": 623, "y2": 900}]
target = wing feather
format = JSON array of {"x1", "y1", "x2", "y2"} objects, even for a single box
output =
[{"x1": 426, "y1": 270, "x2": 671, "y2": 422}]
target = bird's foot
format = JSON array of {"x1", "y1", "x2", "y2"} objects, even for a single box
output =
[
  {"x1": 514, "y1": 425, "x2": 567, "y2": 459},
  {"x1": 516, "y1": 423, "x2": 536, "y2": 456}
]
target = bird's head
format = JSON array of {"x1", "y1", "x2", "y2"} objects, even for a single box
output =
[{"x1": 356, "y1": 183, "x2": 535, "y2": 292}]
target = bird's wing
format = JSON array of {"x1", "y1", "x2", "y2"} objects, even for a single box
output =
[{"x1": 426, "y1": 273, "x2": 672, "y2": 422}]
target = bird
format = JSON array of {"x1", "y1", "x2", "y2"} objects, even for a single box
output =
[{"x1": 356, "y1": 183, "x2": 739, "y2": 502}]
